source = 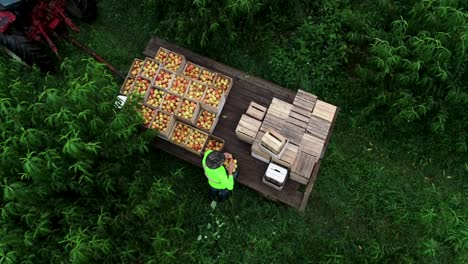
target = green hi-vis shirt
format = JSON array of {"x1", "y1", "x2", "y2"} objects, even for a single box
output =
[{"x1": 202, "y1": 150, "x2": 234, "y2": 190}]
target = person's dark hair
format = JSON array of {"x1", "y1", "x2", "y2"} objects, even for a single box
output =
[{"x1": 206, "y1": 151, "x2": 225, "y2": 169}]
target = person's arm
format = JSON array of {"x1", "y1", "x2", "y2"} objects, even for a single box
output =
[{"x1": 223, "y1": 161, "x2": 235, "y2": 190}]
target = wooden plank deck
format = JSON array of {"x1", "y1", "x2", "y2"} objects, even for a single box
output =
[{"x1": 144, "y1": 37, "x2": 338, "y2": 210}]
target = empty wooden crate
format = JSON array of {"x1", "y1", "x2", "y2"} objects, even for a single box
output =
[
  {"x1": 246, "y1": 101, "x2": 267, "y2": 121},
  {"x1": 235, "y1": 114, "x2": 262, "y2": 144},
  {"x1": 260, "y1": 129, "x2": 288, "y2": 158}
]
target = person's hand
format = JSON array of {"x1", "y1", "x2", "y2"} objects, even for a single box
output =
[
  {"x1": 224, "y1": 152, "x2": 233, "y2": 160},
  {"x1": 227, "y1": 161, "x2": 235, "y2": 175}
]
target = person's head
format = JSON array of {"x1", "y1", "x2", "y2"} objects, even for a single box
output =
[{"x1": 206, "y1": 151, "x2": 225, "y2": 169}]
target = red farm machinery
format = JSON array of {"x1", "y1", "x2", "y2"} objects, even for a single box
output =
[{"x1": 0, "y1": 0, "x2": 96, "y2": 68}]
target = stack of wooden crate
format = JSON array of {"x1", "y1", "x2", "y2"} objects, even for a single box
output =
[
  {"x1": 118, "y1": 47, "x2": 233, "y2": 155},
  {"x1": 238, "y1": 89, "x2": 337, "y2": 188}
]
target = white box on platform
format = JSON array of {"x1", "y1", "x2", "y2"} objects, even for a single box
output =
[{"x1": 262, "y1": 162, "x2": 288, "y2": 191}]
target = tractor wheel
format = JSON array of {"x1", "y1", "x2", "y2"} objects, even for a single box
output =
[
  {"x1": 66, "y1": 0, "x2": 97, "y2": 22},
  {"x1": 0, "y1": 32, "x2": 52, "y2": 69}
]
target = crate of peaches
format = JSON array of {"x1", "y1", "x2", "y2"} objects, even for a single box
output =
[
  {"x1": 153, "y1": 68, "x2": 175, "y2": 90},
  {"x1": 144, "y1": 86, "x2": 165, "y2": 109},
  {"x1": 182, "y1": 62, "x2": 203, "y2": 80},
  {"x1": 213, "y1": 73, "x2": 233, "y2": 97},
  {"x1": 161, "y1": 92, "x2": 182, "y2": 114},
  {"x1": 149, "y1": 110, "x2": 175, "y2": 138},
  {"x1": 186, "y1": 80, "x2": 207, "y2": 102},
  {"x1": 201, "y1": 86, "x2": 226, "y2": 113},
  {"x1": 169, "y1": 74, "x2": 190, "y2": 96},
  {"x1": 196, "y1": 109, "x2": 218, "y2": 133},
  {"x1": 203, "y1": 135, "x2": 225, "y2": 152},
  {"x1": 176, "y1": 98, "x2": 200, "y2": 125},
  {"x1": 128, "y1": 58, "x2": 144, "y2": 77},
  {"x1": 139, "y1": 105, "x2": 156, "y2": 127},
  {"x1": 155, "y1": 48, "x2": 185, "y2": 71},
  {"x1": 170, "y1": 121, "x2": 193, "y2": 147},
  {"x1": 120, "y1": 76, "x2": 135, "y2": 95},
  {"x1": 140, "y1": 58, "x2": 160, "y2": 80},
  {"x1": 132, "y1": 77, "x2": 151, "y2": 97}
]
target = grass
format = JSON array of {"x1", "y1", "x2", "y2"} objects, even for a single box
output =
[{"x1": 52, "y1": 0, "x2": 468, "y2": 262}]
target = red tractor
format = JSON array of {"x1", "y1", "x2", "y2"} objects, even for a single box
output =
[{"x1": 0, "y1": 0, "x2": 96, "y2": 68}]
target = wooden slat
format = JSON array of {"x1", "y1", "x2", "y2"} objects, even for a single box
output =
[
  {"x1": 311, "y1": 100, "x2": 337, "y2": 122},
  {"x1": 291, "y1": 105, "x2": 312, "y2": 118},
  {"x1": 281, "y1": 124, "x2": 305, "y2": 145},
  {"x1": 297, "y1": 89, "x2": 318, "y2": 101},
  {"x1": 286, "y1": 116, "x2": 308, "y2": 129},
  {"x1": 299, "y1": 133, "x2": 325, "y2": 157},
  {"x1": 306, "y1": 115, "x2": 331, "y2": 140}
]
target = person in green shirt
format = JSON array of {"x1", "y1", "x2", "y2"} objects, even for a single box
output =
[{"x1": 202, "y1": 150, "x2": 237, "y2": 202}]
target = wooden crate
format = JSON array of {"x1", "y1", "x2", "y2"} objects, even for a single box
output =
[
  {"x1": 143, "y1": 86, "x2": 166, "y2": 109},
  {"x1": 213, "y1": 73, "x2": 233, "y2": 98},
  {"x1": 186, "y1": 80, "x2": 208, "y2": 102},
  {"x1": 128, "y1": 58, "x2": 144, "y2": 77},
  {"x1": 262, "y1": 113, "x2": 287, "y2": 132},
  {"x1": 185, "y1": 128, "x2": 209, "y2": 156},
  {"x1": 293, "y1": 89, "x2": 317, "y2": 113},
  {"x1": 200, "y1": 86, "x2": 226, "y2": 113},
  {"x1": 154, "y1": 47, "x2": 170, "y2": 64},
  {"x1": 169, "y1": 74, "x2": 191, "y2": 96},
  {"x1": 299, "y1": 133, "x2": 325, "y2": 158},
  {"x1": 120, "y1": 76, "x2": 135, "y2": 95},
  {"x1": 235, "y1": 114, "x2": 262, "y2": 144},
  {"x1": 251, "y1": 140, "x2": 271, "y2": 163},
  {"x1": 246, "y1": 101, "x2": 267, "y2": 121},
  {"x1": 131, "y1": 76, "x2": 152, "y2": 97},
  {"x1": 182, "y1": 61, "x2": 203, "y2": 80},
  {"x1": 271, "y1": 143, "x2": 299, "y2": 169},
  {"x1": 169, "y1": 121, "x2": 194, "y2": 147},
  {"x1": 160, "y1": 91, "x2": 182, "y2": 115},
  {"x1": 140, "y1": 57, "x2": 161, "y2": 81},
  {"x1": 149, "y1": 110, "x2": 176, "y2": 138},
  {"x1": 176, "y1": 98, "x2": 201, "y2": 125},
  {"x1": 260, "y1": 129, "x2": 288, "y2": 156},
  {"x1": 162, "y1": 49, "x2": 187, "y2": 73},
  {"x1": 153, "y1": 68, "x2": 175, "y2": 90},
  {"x1": 198, "y1": 68, "x2": 217, "y2": 85},
  {"x1": 281, "y1": 123, "x2": 304, "y2": 145},
  {"x1": 289, "y1": 151, "x2": 318, "y2": 185},
  {"x1": 311, "y1": 100, "x2": 338, "y2": 123},
  {"x1": 267, "y1": 98, "x2": 292, "y2": 119},
  {"x1": 203, "y1": 134, "x2": 225, "y2": 153},
  {"x1": 195, "y1": 108, "x2": 219, "y2": 133},
  {"x1": 306, "y1": 115, "x2": 331, "y2": 140}
]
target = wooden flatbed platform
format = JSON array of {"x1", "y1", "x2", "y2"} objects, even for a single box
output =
[{"x1": 144, "y1": 37, "x2": 338, "y2": 211}]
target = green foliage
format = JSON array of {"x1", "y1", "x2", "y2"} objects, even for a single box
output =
[
  {"x1": 356, "y1": 0, "x2": 468, "y2": 152},
  {"x1": 0, "y1": 58, "x2": 191, "y2": 263}
]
